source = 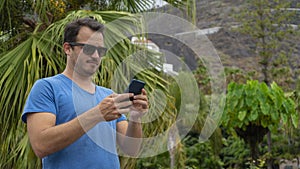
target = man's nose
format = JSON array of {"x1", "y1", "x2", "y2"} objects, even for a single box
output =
[{"x1": 91, "y1": 50, "x2": 100, "y2": 58}]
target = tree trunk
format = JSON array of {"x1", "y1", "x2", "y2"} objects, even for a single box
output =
[
  {"x1": 168, "y1": 125, "x2": 179, "y2": 169},
  {"x1": 267, "y1": 131, "x2": 272, "y2": 169},
  {"x1": 235, "y1": 124, "x2": 269, "y2": 165},
  {"x1": 250, "y1": 141, "x2": 260, "y2": 165}
]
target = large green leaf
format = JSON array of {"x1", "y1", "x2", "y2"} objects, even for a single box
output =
[
  {"x1": 222, "y1": 80, "x2": 297, "y2": 135},
  {"x1": 249, "y1": 109, "x2": 258, "y2": 121},
  {"x1": 260, "y1": 103, "x2": 270, "y2": 115},
  {"x1": 238, "y1": 111, "x2": 247, "y2": 121}
]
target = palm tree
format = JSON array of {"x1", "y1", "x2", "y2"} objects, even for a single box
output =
[{"x1": 0, "y1": 0, "x2": 198, "y2": 168}]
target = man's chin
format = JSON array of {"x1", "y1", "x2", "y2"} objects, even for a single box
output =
[
  {"x1": 86, "y1": 70, "x2": 97, "y2": 76},
  {"x1": 79, "y1": 69, "x2": 98, "y2": 77}
]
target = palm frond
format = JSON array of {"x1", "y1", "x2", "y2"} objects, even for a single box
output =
[
  {"x1": 1, "y1": 10, "x2": 181, "y2": 168},
  {"x1": 0, "y1": 0, "x2": 19, "y2": 33},
  {"x1": 0, "y1": 20, "x2": 66, "y2": 167}
]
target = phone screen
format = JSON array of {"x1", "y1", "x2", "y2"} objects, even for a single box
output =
[{"x1": 124, "y1": 79, "x2": 145, "y2": 100}]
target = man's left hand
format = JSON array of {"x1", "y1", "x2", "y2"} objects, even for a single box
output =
[{"x1": 129, "y1": 89, "x2": 148, "y2": 121}]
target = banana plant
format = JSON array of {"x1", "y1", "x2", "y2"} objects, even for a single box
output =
[{"x1": 222, "y1": 80, "x2": 299, "y2": 163}]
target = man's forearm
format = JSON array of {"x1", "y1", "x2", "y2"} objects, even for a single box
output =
[
  {"x1": 28, "y1": 106, "x2": 102, "y2": 158},
  {"x1": 122, "y1": 118, "x2": 143, "y2": 156},
  {"x1": 126, "y1": 118, "x2": 142, "y2": 138}
]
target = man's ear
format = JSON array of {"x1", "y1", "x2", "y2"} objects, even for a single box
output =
[{"x1": 63, "y1": 43, "x2": 72, "y2": 56}]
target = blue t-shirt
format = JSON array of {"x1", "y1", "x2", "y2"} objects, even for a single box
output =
[{"x1": 22, "y1": 74, "x2": 127, "y2": 169}]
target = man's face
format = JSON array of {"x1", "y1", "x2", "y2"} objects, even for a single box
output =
[{"x1": 70, "y1": 26, "x2": 105, "y2": 77}]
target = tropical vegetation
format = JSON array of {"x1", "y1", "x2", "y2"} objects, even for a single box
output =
[
  {"x1": 0, "y1": 0, "x2": 199, "y2": 168},
  {"x1": 1, "y1": 0, "x2": 299, "y2": 169}
]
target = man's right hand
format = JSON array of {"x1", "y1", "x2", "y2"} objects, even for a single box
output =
[{"x1": 98, "y1": 93, "x2": 134, "y2": 121}]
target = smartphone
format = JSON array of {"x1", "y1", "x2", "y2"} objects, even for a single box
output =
[{"x1": 124, "y1": 79, "x2": 145, "y2": 101}]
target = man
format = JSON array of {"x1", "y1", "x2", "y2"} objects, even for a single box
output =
[{"x1": 22, "y1": 17, "x2": 148, "y2": 169}]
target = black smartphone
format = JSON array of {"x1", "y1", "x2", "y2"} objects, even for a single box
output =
[{"x1": 124, "y1": 79, "x2": 145, "y2": 101}]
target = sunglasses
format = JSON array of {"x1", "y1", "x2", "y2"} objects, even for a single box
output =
[{"x1": 68, "y1": 42, "x2": 107, "y2": 56}]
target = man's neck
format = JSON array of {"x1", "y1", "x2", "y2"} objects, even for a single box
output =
[{"x1": 62, "y1": 70, "x2": 96, "y2": 94}]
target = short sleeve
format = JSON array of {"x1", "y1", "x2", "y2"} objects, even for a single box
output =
[
  {"x1": 117, "y1": 114, "x2": 127, "y2": 122},
  {"x1": 22, "y1": 79, "x2": 57, "y2": 123}
]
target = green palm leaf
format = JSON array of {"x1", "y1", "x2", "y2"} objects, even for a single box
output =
[
  {"x1": 0, "y1": 10, "x2": 181, "y2": 169},
  {"x1": 1, "y1": 0, "x2": 198, "y2": 167}
]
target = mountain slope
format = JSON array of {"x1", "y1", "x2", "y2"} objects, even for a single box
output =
[{"x1": 153, "y1": 0, "x2": 300, "y2": 90}]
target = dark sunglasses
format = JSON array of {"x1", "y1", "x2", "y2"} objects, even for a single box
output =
[{"x1": 68, "y1": 42, "x2": 107, "y2": 56}]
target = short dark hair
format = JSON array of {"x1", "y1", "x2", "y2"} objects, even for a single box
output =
[{"x1": 63, "y1": 17, "x2": 104, "y2": 43}]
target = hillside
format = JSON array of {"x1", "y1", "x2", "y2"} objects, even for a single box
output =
[{"x1": 152, "y1": 0, "x2": 300, "y2": 90}]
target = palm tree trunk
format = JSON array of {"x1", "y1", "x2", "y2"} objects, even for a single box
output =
[{"x1": 168, "y1": 125, "x2": 179, "y2": 169}]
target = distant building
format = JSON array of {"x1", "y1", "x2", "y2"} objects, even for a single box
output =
[
  {"x1": 131, "y1": 36, "x2": 160, "y2": 52},
  {"x1": 131, "y1": 36, "x2": 178, "y2": 76}
]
